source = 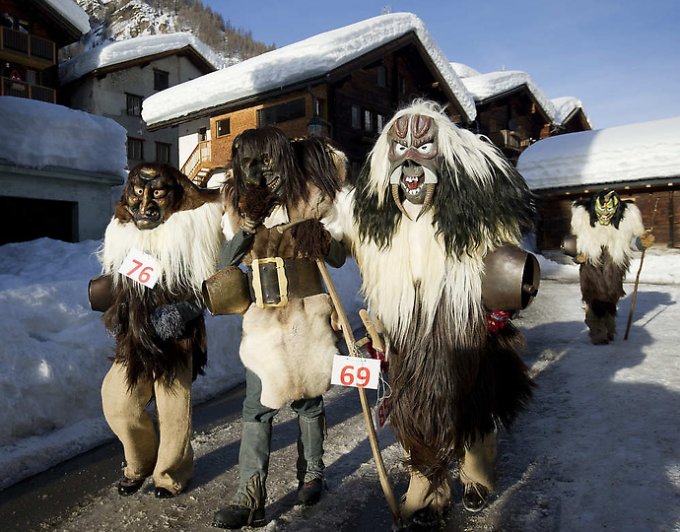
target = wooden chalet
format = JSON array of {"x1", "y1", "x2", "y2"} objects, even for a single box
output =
[
  {"x1": 517, "y1": 116, "x2": 680, "y2": 250},
  {"x1": 551, "y1": 96, "x2": 592, "y2": 135},
  {"x1": 143, "y1": 13, "x2": 477, "y2": 185},
  {"x1": 460, "y1": 70, "x2": 558, "y2": 165},
  {"x1": 0, "y1": 0, "x2": 88, "y2": 104}
]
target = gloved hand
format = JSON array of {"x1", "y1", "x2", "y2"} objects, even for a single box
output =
[
  {"x1": 151, "y1": 299, "x2": 204, "y2": 340},
  {"x1": 639, "y1": 230, "x2": 655, "y2": 249},
  {"x1": 291, "y1": 219, "x2": 331, "y2": 260},
  {"x1": 574, "y1": 253, "x2": 586, "y2": 264}
]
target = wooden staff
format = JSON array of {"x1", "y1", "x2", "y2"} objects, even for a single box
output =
[
  {"x1": 624, "y1": 198, "x2": 659, "y2": 340},
  {"x1": 316, "y1": 259, "x2": 402, "y2": 525}
]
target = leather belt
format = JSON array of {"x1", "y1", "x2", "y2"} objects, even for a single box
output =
[{"x1": 247, "y1": 257, "x2": 324, "y2": 308}]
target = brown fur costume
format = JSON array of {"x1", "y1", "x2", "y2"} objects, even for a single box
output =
[
  {"x1": 331, "y1": 100, "x2": 536, "y2": 518},
  {"x1": 571, "y1": 191, "x2": 646, "y2": 343},
  {"x1": 96, "y1": 163, "x2": 224, "y2": 495},
  {"x1": 220, "y1": 127, "x2": 348, "y2": 409},
  {"x1": 101, "y1": 164, "x2": 223, "y2": 386}
]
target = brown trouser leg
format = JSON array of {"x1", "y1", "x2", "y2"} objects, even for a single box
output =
[
  {"x1": 101, "y1": 362, "x2": 194, "y2": 494},
  {"x1": 459, "y1": 430, "x2": 497, "y2": 491}
]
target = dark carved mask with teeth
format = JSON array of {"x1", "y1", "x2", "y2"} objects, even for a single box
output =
[{"x1": 387, "y1": 113, "x2": 439, "y2": 219}]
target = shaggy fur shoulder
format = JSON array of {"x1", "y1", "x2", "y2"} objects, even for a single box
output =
[{"x1": 571, "y1": 202, "x2": 644, "y2": 267}]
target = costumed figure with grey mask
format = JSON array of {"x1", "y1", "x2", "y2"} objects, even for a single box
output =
[
  {"x1": 330, "y1": 99, "x2": 539, "y2": 527},
  {"x1": 562, "y1": 189, "x2": 654, "y2": 344},
  {"x1": 89, "y1": 163, "x2": 224, "y2": 498},
  {"x1": 204, "y1": 126, "x2": 348, "y2": 529}
]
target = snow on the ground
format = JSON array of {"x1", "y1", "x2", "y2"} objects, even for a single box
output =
[{"x1": 0, "y1": 237, "x2": 679, "y2": 531}]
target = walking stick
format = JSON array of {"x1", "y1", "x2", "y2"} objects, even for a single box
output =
[
  {"x1": 316, "y1": 259, "x2": 402, "y2": 525},
  {"x1": 624, "y1": 198, "x2": 659, "y2": 340}
]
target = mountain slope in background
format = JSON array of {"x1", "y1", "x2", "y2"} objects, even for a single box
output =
[{"x1": 70, "y1": 0, "x2": 274, "y2": 65}]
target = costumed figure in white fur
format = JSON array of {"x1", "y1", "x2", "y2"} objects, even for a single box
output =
[
  {"x1": 564, "y1": 189, "x2": 654, "y2": 344},
  {"x1": 207, "y1": 126, "x2": 347, "y2": 530},
  {"x1": 332, "y1": 100, "x2": 538, "y2": 526},
  {"x1": 90, "y1": 163, "x2": 223, "y2": 498}
]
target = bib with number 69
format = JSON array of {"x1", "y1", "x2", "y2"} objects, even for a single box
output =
[
  {"x1": 331, "y1": 355, "x2": 381, "y2": 389},
  {"x1": 118, "y1": 248, "x2": 160, "y2": 289}
]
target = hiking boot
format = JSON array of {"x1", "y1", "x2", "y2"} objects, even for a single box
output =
[
  {"x1": 212, "y1": 505, "x2": 265, "y2": 529},
  {"x1": 117, "y1": 476, "x2": 144, "y2": 496},
  {"x1": 462, "y1": 482, "x2": 489, "y2": 513},
  {"x1": 297, "y1": 478, "x2": 323, "y2": 506}
]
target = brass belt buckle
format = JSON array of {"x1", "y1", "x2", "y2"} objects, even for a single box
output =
[{"x1": 251, "y1": 257, "x2": 289, "y2": 308}]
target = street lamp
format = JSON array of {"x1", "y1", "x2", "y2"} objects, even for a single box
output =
[{"x1": 307, "y1": 105, "x2": 332, "y2": 138}]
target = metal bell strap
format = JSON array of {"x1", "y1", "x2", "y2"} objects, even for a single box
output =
[{"x1": 250, "y1": 257, "x2": 289, "y2": 308}]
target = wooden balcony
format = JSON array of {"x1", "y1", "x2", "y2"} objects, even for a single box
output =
[
  {"x1": 1, "y1": 76, "x2": 55, "y2": 103},
  {"x1": 488, "y1": 129, "x2": 522, "y2": 152},
  {"x1": 0, "y1": 27, "x2": 55, "y2": 68}
]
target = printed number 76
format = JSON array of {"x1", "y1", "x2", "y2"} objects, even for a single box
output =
[
  {"x1": 126, "y1": 259, "x2": 154, "y2": 283},
  {"x1": 340, "y1": 365, "x2": 371, "y2": 387}
]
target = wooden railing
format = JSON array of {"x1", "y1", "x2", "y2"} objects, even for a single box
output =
[
  {"x1": 0, "y1": 27, "x2": 55, "y2": 64},
  {"x1": 181, "y1": 140, "x2": 211, "y2": 178},
  {"x1": 1, "y1": 76, "x2": 55, "y2": 103}
]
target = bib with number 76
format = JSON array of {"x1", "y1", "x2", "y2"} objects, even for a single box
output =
[{"x1": 118, "y1": 248, "x2": 161, "y2": 289}]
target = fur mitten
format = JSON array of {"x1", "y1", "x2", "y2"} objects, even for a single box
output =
[
  {"x1": 151, "y1": 299, "x2": 204, "y2": 340},
  {"x1": 291, "y1": 219, "x2": 331, "y2": 260}
]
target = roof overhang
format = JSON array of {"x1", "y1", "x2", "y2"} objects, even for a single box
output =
[{"x1": 146, "y1": 31, "x2": 470, "y2": 131}]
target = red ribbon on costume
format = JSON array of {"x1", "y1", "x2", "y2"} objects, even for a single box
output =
[
  {"x1": 357, "y1": 338, "x2": 389, "y2": 372},
  {"x1": 486, "y1": 310, "x2": 511, "y2": 334}
]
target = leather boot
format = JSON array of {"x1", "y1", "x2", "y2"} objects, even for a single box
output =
[
  {"x1": 212, "y1": 421, "x2": 271, "y2": 529},
  {"x1": 296, "y1": 414, "x2": 325, "y2": 506}
]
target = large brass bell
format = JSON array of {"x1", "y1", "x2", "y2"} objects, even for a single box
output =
[{"x1": 481, "y1": 244, "x2": 540, "y2": 311}]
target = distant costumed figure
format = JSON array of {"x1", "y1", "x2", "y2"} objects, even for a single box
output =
[
  {"x1": 90, "y1": 163, "x2": 223, "y2": 498},
  {"x1": 205, "y1": 127, "x2": 348, "y2": 530},
  {"x1": 333, "y1": 100, "x2": 539, "y2": 525},
  {"x1": 563, "y1": 190, "x2": 654, "y2": 344}
]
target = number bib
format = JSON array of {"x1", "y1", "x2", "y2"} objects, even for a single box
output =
[
  {"x1": 118, "y1": 248, "x2": 160, "y2": 289},
  {"x1": 331, "y1": 355, "x2": 381, "y2": 389}
]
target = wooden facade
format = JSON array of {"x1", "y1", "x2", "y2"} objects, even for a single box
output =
[
  {"x1": 180, "y1": 35, "x2": 468, "y2": 185},
  {"x1": 471, "y1": 87, "x2": 553, "y2": 165},
  {"x1": 535, "y1": 182, "x2": 680, "y2": 251},
  {"x1": 0, "y1": 0, "x2": 83, "y2": 104}
]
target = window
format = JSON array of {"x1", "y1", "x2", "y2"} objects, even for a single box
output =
[
  {"x1": 216, "y1": 118, "x2": 230, "y2": 137},
  {"x1": 257, "y1": 98, "x2": 305, "y2": 127},
  {"x1": 155, "y1": 142, "x2": 171, "y2": 163},
  {"x1": 126, "y1": 93, "x2": 143, "y2": 116},
  {"x1": 153, "y1": 69, "x2": 169, "y2": 91},
  {"x1": 351, "y1": 105, "x2": 361, "y2": 129},
  {"x1": 377, "y1": 65, "x2": 387, "y2": 88},
  {"x1": 363, "y1": 110, "x2": 374, "y2": 132},
  {"x1": 377, "y1": 113, "x2": 386, "y2": 133},
  {"x1": 127, "y1": 137, "x2": 144, "y2": 161},
  {"x1": 399, "y1": 76, "x2": 407, "y2": 95}
]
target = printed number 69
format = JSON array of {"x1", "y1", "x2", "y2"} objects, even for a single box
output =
[{"x1": 340, "y1": 365, "x2": 371, "y2": 387}]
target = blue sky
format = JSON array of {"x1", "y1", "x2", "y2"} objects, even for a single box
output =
[{"x1": 208, "y1": 0, "x2": 680, "y2": 130}]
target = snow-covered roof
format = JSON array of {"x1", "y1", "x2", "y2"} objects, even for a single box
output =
[
  {"x1": 142, "y1": 12, "x2": 477, "y2": 127},
  {"x1": 551, "y1": 96, "x2": 591, "y2": 128},
  {"x1": 0, "y1": 96, "x2": 127, "y2": 177},
  {"x1": 59, "y1": 32, "x2": 223, "y2": 85},
  {"x1": 449, "y1": 62, "x2": 481, "y2": 79},
  {"x1": 516, "y1": 116, "x2": 680, "y2": 191},
  {"x1": 43, "y1": 0, "x2": 91, "y2": 35},
  {"x1": 461, "y1": 70, "x2": 556, "y2": 121}
]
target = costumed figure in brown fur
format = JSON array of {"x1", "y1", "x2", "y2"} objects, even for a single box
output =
[
  {"x1": 206, "y1": 126, "x2": 347, "y2": 530},
  {"x1": 330, "y1": 100, "x2": 539, "y2": 527},
  {"x1": 89, "y1": 163, "x2": 224, "y2": 498},
  {"x1": 563, "y1": 190, "x2": 654, "y2": 344}
]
